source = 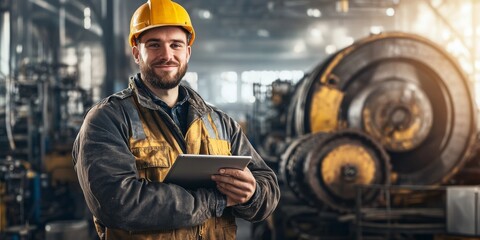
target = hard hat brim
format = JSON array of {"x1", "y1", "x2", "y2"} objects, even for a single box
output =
[{"x1": 130, "y1": 24, "x2": 195, "y2": 47}]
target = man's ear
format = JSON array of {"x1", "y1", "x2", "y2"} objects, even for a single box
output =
[
  {"x1": 186, "y1": 46, "x2": 191, "y2": 63},
  {"x1": 132, "y1": 46, "x2": 140, "y2": 64}
]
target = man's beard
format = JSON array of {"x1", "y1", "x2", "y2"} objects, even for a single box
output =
[{"x1": 139, "y1": 58, "x2": 188, "y2": 90}]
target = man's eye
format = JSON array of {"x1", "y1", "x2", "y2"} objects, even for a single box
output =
[
  {"x1": 146, "y1": 43, "x2": 160, "y2": 48},
  {"x1": 171, "y1": 43, "x2": 181, "y2": 49}
]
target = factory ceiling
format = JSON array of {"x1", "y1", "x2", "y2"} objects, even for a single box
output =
[
  {"x1": 20, "y1": 0, "x2": 461, "y2": 77},
  {"x1": 125, "y1": 0, "x2": 400, "y2": 71}
]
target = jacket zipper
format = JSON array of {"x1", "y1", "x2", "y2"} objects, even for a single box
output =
[{"x1": 156, "y1": 109, "x2": 188, "y2": 153}]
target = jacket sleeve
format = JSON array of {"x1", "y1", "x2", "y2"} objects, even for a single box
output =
[
  {"x1": 223, "y1": 114, "x2": 281, "y2": 222},
  {"x1": 72, "y1": 98, "x2": 223, "y2": 232}
]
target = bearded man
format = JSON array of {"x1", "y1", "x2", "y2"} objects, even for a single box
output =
[{"x1": 72, "y1": 0, "x2": 280, "y2": 239}]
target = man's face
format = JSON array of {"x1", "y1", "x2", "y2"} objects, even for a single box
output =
[{"x1": 132, "y1": 27, "x2": 191, "y2": 90}]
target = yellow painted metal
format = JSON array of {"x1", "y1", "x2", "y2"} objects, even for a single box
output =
[
  {"x1": 311, "y1": 32, "x2": 435, "y2": 134},
  {"x1": 321, "y1": 144, "x2": 376, "y2": 187},
  {"x1": 45, "y1": 153, "x2": 77, "y2": 183},
  {"x1": 362, "y1": 104, "x2": 421, "y2": 150},
  {"x1": 309, "y1": 85, "x2": 344, "y2": 132}
]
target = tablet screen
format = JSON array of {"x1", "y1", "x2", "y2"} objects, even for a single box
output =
[{"x1": 163, "y1": 154, "x2": 251, "y2": 188}]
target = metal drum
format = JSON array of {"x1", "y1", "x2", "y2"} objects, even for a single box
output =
[
  {"x1": 280, "y1": 130, "x2": 390, "y2": 211},
  {"x1": 286, "y1": 32, "x2": 477, "y2": 186}
]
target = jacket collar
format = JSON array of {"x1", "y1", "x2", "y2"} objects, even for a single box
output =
[{"x1": 129, "y1": 74, "x2": 212, "y2": 116}]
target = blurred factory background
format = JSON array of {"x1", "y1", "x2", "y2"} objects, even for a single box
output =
[{"x1": 2, "y1": 0, "x2": 480, "y2": 239}]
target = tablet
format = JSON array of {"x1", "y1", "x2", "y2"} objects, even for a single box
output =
[{"x1": 163, "y1": 154, "x2": 252, "y2": 188}]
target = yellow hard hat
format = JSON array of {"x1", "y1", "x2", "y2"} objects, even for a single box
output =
[{"x1": 129, "y1": 0, "x2": 195, "y2": 47}]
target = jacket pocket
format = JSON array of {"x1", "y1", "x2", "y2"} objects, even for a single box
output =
[{"x1": 132, "y1": 145, "x2": 172, "y2": 182}]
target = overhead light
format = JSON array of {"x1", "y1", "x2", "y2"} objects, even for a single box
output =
[
  {"x1": 16, "y1": 45, "x2": 23, "y2": 54},
  {"x1": 307, "y1": 8, "x2": 321, "y2": 18},
  {"x1": 370, "y1": 26, "x2": 383, "y2": 35},
  {"x1": 198, "y1": 10, "x2": 212, "y2": 19},
  {"x1": 345, "y1": 37, "x2": 354, "y2": 46},
  {"x1": 325, "y1": 45, "x2": 337, "y2": 55},
  {"x1": 84, "y1": 7, "x2": 91, "y2": 29},
  {"x1": 84, "y1": 18, "x2": 91, "y2": 29},
  {"x1": 84, "y1": 7, "x2": 91, "y2": 17},
  {"x1": 257, "y1": 29, "x2": 270, "y2": 38},
  {"x1": 386, "y1": 8, "x2": 395, "y2": 17}
]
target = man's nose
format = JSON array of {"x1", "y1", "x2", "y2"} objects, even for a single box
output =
[{"x1": 158, "y1": 45, "x2": 174, "y2": 61}]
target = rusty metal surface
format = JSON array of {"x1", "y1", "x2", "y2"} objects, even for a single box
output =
[
  {"x1": 287, "y1": 32, "x2": 477, "y2": 186},
  {"x1": 280, "y1": 130, "x2": 390, "y2": 211}
]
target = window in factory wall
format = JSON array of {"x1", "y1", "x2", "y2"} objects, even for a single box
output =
[
  {"x1": 79, "y1": 47, "x2": 92, "y2": 90},
  {"x1": 183, "y1": 72, "x2": 198, "y2": 91},
  {"x1": 220, "y1": 71, "x2": 238, "y2": 103},
  {"x1": 241, "y1": 70, "x2": 304, "y2": 103},
  {"x1": 77, "y1": 43, "x2": 105, "y2": 103},
  {"x1": 203, "y1": 70, "x2": 304, "y2": 104},
  {"x1": 0, "y1": 12, "x2": 9, "y2": 76},
  {"x1": 405, "y1": 0, "x2": 478, "y2": 106}
]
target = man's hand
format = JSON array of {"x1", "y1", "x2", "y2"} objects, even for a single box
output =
[{"x1": 211, "y1": 168, "x2": 256, "y2": 207}]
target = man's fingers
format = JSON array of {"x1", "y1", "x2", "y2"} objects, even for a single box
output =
[
  {"x1": 211, "y1": 174, "x2": 251, "y2": 190},
  {"x1": 216, "y1": 181, "x2": 250, "y2": 195},
  {"x1": 217, "y1": 184, "x2": 251, "y2": 204},
  {"x1": 211, "y1": 167, "x2": 256, "y2": 206},
  {"x1": 218, "y1": 168, "x2": 250, "y2": 181}
]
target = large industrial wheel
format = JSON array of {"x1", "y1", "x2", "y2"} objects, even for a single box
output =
[
  {"x1": 287, "y1": 32, "x2": 477, "y2": 185},
  {"x1": 280, "y1": 130, "x2": 390, "y2": 211}
]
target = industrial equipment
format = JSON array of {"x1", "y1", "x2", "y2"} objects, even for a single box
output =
[
  {"x1": 251, "y1": 32, "x2": 478, "y2": 239},
  {"x1": 1, "y1": 0, "x2": 96, "y2": 239}
]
